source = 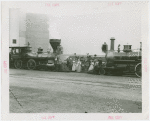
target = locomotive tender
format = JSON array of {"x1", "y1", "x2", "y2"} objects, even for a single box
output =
[{"x1": 101, "y1": 37, "x2": 142, "y2": 77}]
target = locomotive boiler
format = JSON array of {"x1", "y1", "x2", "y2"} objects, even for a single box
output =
[
  {"x1": 101, "y1": 38, "x2": 142, "y2": 77},
  {"x1": 9, "y1": 39, "x2": 62, "y2": 70}
]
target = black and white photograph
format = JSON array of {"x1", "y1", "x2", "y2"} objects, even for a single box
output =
[{"x1": 1, "y1": 1, "x2": 149, "y2": 120}]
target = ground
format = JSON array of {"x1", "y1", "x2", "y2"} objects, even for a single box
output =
[{"x1": 9, "y1": 69, "x2": 142, "y2": 113}]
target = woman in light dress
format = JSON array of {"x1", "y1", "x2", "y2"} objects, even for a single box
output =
[
  {"x1": 76, "y1": 59, "x2": 82, "y2": 72},
  {"x1": 72, "y1": 58, "x2": 77, "y2": 71},
  {"x1": 88, "y1": 60, "x2": 95, "y2": 73}
]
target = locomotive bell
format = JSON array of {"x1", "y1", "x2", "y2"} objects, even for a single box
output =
[{"x1": 49, "y1": 39, "x2": 61, "y2": 53}]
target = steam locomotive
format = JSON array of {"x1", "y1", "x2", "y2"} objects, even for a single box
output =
[
  {"x1": 101, "y1": 37, "x2": 142, "y2": 77},
  {"x1": 9, "y1": 37, "x2": 142, "y2": 78},
  {"x1": 9, "y1": 39, "x2": 62, "y2": 70}
]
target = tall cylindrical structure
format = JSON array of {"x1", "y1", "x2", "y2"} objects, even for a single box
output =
[
  {"x1": 9, "y1": 8, "x2": 20, "y2": 47},
  {"x1": 9, "y1": 8, "x2": 27, "y2": 47},
  {"x1": 110, "y1": 37, "x2": 115, "y2": 51},
  {"x1": 26, "y1": 13, "x2": 49, "y2": 52},
  {"x1": 19, "y1": 9, "x2": 27, "y2": 47}
]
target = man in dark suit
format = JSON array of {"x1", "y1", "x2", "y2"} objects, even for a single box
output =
[
  {"x1": 98, "y1": 57, "x2": 102, "y2": 67},
  {"x1": 55, "y1": 55, "x2": 60, "y2": 71}
]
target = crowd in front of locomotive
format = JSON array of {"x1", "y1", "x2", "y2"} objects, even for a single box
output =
[
  {"x1": 54, "y1": 53, "x2": 105, "y2": 75},
  {"x1": 9, "y1": 38, "x2": 142, "y2": 78}
]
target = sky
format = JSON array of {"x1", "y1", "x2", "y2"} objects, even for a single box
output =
[
  {"x1": 6, "y1": 1, "x2": 148, "y2": 55},
  {"x1": 49, "y1": 11, "x2": 141, "y2": 55}
]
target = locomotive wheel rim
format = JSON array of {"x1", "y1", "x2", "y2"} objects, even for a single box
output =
[
  {"x1": 27, "y1": 59, "x2": 36, "y2": 70},
  {"x1": 135, "y1": 63, "x2": 141, "y2": 78},
  {"x1": 14, "y1": 60, "x2": 22, "y2": 69},
  {"x1": 99, "y1": 68, "x2": 105, "y2": 75},
  {"x1": 107, "y1": 70, "x2": 111, "y2": 75}
]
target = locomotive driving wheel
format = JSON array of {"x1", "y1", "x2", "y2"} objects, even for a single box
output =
[
  {"x1": 27, "y1": 59, "x2": 36, "y2": 70},
  {"x1": 135, "y1": 63, "x2": 141, "y2": 78},
  {"x1": 99, "y1": 68, "x2": 106, "y2": 75},
  {"x1": 107, "y1": 70, "x2": 112, "y2": 76},
  {"x1": 14, "y1": 60, "x2": 22, "y2": 69}
]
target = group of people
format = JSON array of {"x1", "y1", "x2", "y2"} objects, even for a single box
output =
[
  {"x1": 66, "y1": 55, "x2": 103, "y2": 74},
  {"x1": 53, "y1": 54, "x2": 104, "y2": 75},
  {"x1": 54, "y1": 55, "x2": 70, "y2": 72},
  {"x1": 71, "y1": 58, "x2": 82, "y2": 72}
]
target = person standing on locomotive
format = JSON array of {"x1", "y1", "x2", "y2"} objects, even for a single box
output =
[{"x1": 56, "y1": 45, "x2": 63, "y2": 55}]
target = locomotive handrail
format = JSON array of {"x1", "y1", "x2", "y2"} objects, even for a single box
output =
[
  {"x1": 114, "y1": 60, "x2": 135, "y2": 62},
  {"x1": 109, "y1": 49, "x2": 141, "y2": 52},
  {"x1": 9, "y1": 46, "x2": 32, "y2": 48}
]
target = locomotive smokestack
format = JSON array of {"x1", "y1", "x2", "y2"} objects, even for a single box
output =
[
  {"x1": 49, "y1": 39, "x2": 61, "y2": 53},
  {"x1": 110, "y1": 37, "x2": 115, "y2": 51}
]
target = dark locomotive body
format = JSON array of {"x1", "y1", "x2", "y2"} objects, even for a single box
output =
[
  {"x1": 9, "y1": 47, "x2": 56, "y2": 70},
  {"x1": 102, "y1": 38, "x2": 142, "y2": 77},
  {"x1": 9, "y1": 39, "x2": 62, "y2": 70},
  {"x1": 103, "y1": 51, "x2": 141, "y2": 77}
]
